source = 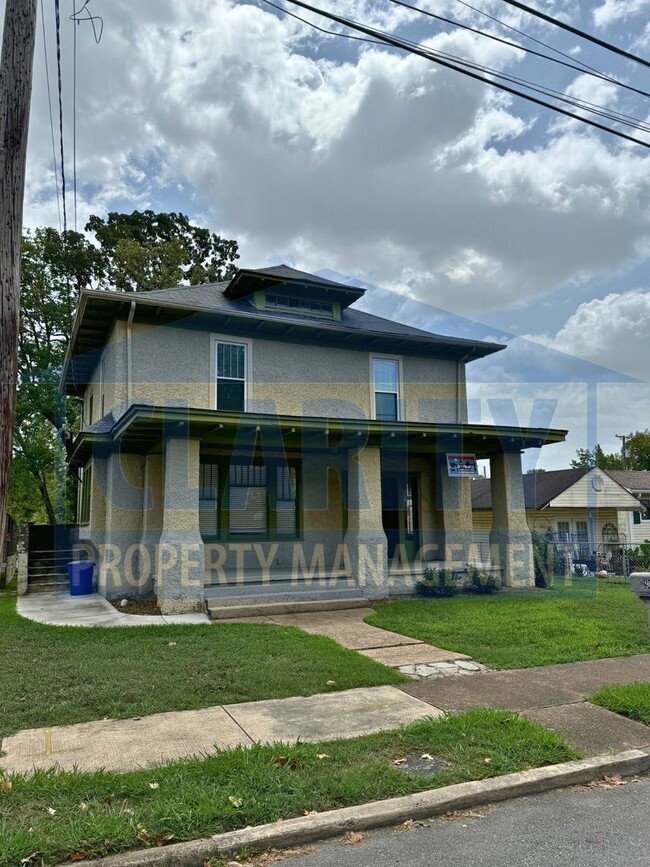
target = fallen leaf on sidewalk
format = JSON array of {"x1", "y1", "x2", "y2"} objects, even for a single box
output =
[
  {"x1": 584, "y1": 775, "x2": 627, "y2": 789},
  {"x1": 393, "y1": 758, "x2": 407, "y2": 765},
  {"x1": 326, "y1": 680, "x2": 336, "y2": 686},
  {"x1": 343, "y1": 831, "x2": 366, "y2": 844},
  {"x1": 303, "y1": 809, "x2": 318, "y2": 816},
  {"x1": 397, "y1": 818, "x2": 429, "y2": 831},
  {"x1": 442, "y1": 806, "x2": 493, "y2": 822}
]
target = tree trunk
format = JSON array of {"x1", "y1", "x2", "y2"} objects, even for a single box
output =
[{"x1": 0, "y1": 0, "x2": 37, "y2": 554}]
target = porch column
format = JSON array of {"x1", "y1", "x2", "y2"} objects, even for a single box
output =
[
  {"x1": 489, "y1": 449, "x2": 534, "y2": 587},
  {"x1": 156, "y1": 436, "x2": 205, "y2": 614},
  {"x1": 437, "y1": 456, "x2": 474, "y2": 566},
  {"x1": 344, "y1": 445, "x2": 388, "y2": 599}
]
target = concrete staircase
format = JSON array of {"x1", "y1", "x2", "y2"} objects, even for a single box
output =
[
  {"x1": 27, "y1": 549, "x2": 71, "y2": 594},
  {"x1": 205, "y1": 571, "x2": 368, "y2": 619}
]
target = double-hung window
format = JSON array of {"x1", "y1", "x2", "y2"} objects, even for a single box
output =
[
  {"x1": 215, "y1": 340, "x2": 248, "y2": 411},
  {"x1": 372, "y1": 358, "x2": 400, "y2": 421}
]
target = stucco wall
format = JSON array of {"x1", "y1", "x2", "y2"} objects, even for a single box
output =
[{"x1": 122, "y1": 320, "x2": 465, "y2": 422}]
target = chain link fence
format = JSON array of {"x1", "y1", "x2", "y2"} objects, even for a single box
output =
[{"x1": 532, "y1": 532, "x2": 650, "y2": 583}]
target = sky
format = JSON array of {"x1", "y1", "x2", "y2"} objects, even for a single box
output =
[{"x1": 9, "y1": 0, "x2": 650, "y2": 469}]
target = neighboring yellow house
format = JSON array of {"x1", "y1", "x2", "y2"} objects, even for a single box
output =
[{"x1": 471, "y1": 467, "x2": 643, "y2": 572}]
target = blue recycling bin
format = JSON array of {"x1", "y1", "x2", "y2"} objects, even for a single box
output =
[{"x1": 68, "y1": 560, "x2": 95, "y2": 595}]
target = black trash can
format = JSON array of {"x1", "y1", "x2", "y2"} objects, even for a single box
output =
[{"x1": 68, "y1": 560, "x2": 95, "y2": 595}]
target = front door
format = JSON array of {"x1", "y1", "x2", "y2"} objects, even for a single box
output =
[{"x1": 381, "y1": 473, "x2": 420, "y2": 562}]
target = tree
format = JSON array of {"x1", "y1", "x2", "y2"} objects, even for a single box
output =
[
  {"x1": 570, "y1": 444, "x2": 623, "y2": 470},
  {"x1": 86, "y1": 210, "x2": 239, "y2": 292},
  {"x1": 11, "y1": 214, "x2": 239, "y2": 521},
  {"x1": 622, "y1": 431, "x2": 650, "y2": 471}
]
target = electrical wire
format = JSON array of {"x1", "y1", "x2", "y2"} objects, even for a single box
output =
[
  {"x1": 495, "y1": 0, "x2": 650, "y2": 69},
  {"x1": 40, "y1": 0, "x2": 62, "y2": 233},
  {"x1": 54, "y1": 0, "x2": 67, "y2": 234},
  {"x1": 386, "y1": 0, "x2": 650, "y2": 99},
  {"x1": 453, "y1": 0, "x2": 607, "y2": 77},
  {"x1": 266, "y1": 0, "x2": 650, "y2": 148}
]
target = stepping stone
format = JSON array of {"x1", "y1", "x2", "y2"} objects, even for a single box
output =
[{"x1": 360, "y1": 644, "x2": 469, "y2": 666}]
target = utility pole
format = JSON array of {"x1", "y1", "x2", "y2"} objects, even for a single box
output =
[
  {"x1": 0, "y1": 0, "x2": 38, "y2": 556},
  {"x1": 615, "y1": 434, "x2": 628, "y2": 470}
]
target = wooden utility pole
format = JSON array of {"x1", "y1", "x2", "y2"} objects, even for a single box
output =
[{"x1": 0, "y1": 0, "x2": 38, "y2": 556}]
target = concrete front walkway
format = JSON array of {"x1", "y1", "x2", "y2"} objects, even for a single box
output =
[
  {"x1": 400, "y1": 654, "x2": 650, "y2": 757},
  {"x1": 17, "y1": 593, "x2": 210, "y2": 626}
]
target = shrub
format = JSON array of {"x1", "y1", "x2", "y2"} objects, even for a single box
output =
[
  {"x1": 531, "y1": 531, "x2": 558, "y2": 588},
  {"x1": 468, "y1": 566, "x2": 502, "y2": 594},
  {"x1": 416, "y1": 567, "x2": 458, "y2": 597}
]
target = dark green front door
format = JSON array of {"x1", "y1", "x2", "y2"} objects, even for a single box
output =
[{"x1": 381, "y1": 473, "x2": 420, "y2": 561}]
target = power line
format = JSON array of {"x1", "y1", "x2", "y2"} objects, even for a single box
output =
[
  {"x1": 453, "y1": 0, "x2": 607, "y2": 78},
  {"x1": 266, "y1": 0, "x2": 650, "y2": 147},
  {"x1": 40, "y1": 0, "x2": 62, "y2": 232},
  {"x1": 387, "y1": 0, "x2": 650, "y2": 99},
  {"x1": 495, "y1": 0, "x2": 650, "y2": 69},
  {"x1": 54, "y1": 0, "x2": 67, "y2": 234}
]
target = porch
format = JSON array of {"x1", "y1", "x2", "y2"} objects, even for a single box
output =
[{"x1": 72, "y1": 404, "x2": 565, "y2": 613}]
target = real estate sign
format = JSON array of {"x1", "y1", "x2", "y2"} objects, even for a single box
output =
[{"x1": 446, "y1": 453, "x2": 479, "y2": 477}]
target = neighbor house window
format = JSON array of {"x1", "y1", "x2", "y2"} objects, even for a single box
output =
[
  {"x1": 557, "y1": 521, "x2": 570, "y2": 541},
  {"x1": 215, "y1": 340, "x2": 247, "y2": 411},
  {"x1": 576, "y1": 521, "x2": 588, "y2": 542},
  {"x1": 372, "y1": 358, "x2": 400, "y2": 421},
  {"x1": 199, "y1": 460, "x2": 299, "y2": 539},
  {"x1": 79, "y1": 463, "x2": 92, "y2": 525}
]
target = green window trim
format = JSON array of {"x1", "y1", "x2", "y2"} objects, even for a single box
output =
[{"x1": 199, "y1": 458, "x2": 302, "y2": 541}]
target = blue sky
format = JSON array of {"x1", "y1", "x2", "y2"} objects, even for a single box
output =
[{"x1": 8, "y1": 0, "x2": 650, "y2": 467}]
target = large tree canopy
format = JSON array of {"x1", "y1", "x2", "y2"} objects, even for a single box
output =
[
  {"x1": 86, "y1": 210, "x2": 240, "y2": 292},
  {"x1": 9, "y1": 213, "x2": 239, "y2": 523}
]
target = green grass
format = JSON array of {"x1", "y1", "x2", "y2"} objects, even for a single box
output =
[
  {"x1": 0, "y1": 710, "x2": 580, "y2": 867},
  {"x1": 366, "y1": 580, "x2": 650, "y2": 669},
  {"x1": 0, "y1": 596, "x2": 404, "y2": 738},
  {"x1": 590, "y1": 682, "x2": 650, "y2": 725}
]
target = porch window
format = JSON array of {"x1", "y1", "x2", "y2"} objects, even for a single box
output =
[
  {"x1": 372, "y1": 358, "x2": 400, "y2": 421},
  {"x1": 199, "y1": 463, "x2": 220, "y2": 535},
  {"x1": 276, "y1": 466, "x2": 297, "y2": 535},
  {"x1": 557, "y1": 521, "x2": 570, "y2": 542},
  {"x1": 229, "y1": 465, "x2": 267, "y2": 534},
  {"x1": 576, "y1": 521, "x2": 588, "y2": 542},
  {"x1": 79, "y1": 463, "x2": 92, "y2": 525},
  {"x1": 216, "y1": 341, "x2": 247, "y2": 411}
]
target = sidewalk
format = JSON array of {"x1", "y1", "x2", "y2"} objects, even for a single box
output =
[
  {"x1": 2, "y1": 655, "x2": 649, "y2": 776},
  {"x1": 17, "y1": 593, "x2": 210, "y2": 626}
]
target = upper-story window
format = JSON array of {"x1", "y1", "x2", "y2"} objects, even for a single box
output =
[
  {"x1": 216, "y1": 340, "x2": 248, "y2": 411},
  {"x1": 372, "y1": 357, "x2": 401, "y2": 421},
  {"x1": 265, "y1": 293, "x2": 334, "y2": 318}
]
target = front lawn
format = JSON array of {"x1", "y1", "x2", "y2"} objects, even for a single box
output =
[
  {"x1": 366, "y1": 580, "x2": 649, "y2": 669},
  {"x1": 0, "y1": 597, "x2": 403, "y2": 738},
  {"x1": 590, "y1": 682, "x2": 650, "y2": 725},
  {"x1": 0, "y1": 709, "x2": 580, "y2": 867}
]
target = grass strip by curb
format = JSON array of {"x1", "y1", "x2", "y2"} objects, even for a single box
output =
[
  {"x1": 56, "y1": 749, "x2": 650, "y2": 867},
  {"x1": 1, "y1": 710, "x2": 578, "y2": 867},
  {"x1": 590, "y1": 682, "x2": 650, "y2": 725}
]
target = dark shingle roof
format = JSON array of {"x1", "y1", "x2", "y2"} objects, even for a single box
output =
[
  {"x1": 472, "y1": 468, "x2": 589, "y2": 510},
  {"x1": 140, "y1": 279, "x2": 495, "y2": 345},
  {"x1": 605, "y1": 470, "x2": 650, "y2": 492}
]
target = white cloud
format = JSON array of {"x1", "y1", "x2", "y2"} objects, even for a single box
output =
[{"x1": 593, "y1": 0, "x2": 650, "y2": 27}]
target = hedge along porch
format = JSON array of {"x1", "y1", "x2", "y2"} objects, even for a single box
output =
[{"x1": 70, "y1": 405, "x2": 565, "y2": 613}]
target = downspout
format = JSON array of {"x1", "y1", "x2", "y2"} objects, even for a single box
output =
[{"x1": 126, "y1": 301, "x2": 136, "y2": 405}]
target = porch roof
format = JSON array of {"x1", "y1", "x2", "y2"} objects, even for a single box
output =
[{"x1": 69, "y1": 404, "x2": 567, "y2": 467}]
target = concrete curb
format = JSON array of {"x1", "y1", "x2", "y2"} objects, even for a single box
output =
[{"x1": 62, "y1": 749, "x2": 650, "y2": 867}]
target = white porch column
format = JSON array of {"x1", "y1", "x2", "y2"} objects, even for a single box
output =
[
  {"x1": 489, "y1": 449, "x2": 534, "y2": 587},
  {"x1": 344, "y1": 446, "x2": 388, "y2": 599},
  {"x1": 156, "y1": 437, "x2": 205, "y2": 614}
]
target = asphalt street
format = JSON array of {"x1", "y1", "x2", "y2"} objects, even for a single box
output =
[{"x1": 285, "y1": 776, "x2": 650, "y2": 867}]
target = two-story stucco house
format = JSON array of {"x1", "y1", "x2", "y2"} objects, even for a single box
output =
[{"x1": 61, "y1": 266, "x2": 566, "y2": 614}]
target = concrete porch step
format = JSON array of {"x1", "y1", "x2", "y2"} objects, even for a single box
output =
[
  {"x1": 27, "y1": 579, "x2": 70, "y2": 594},
  {"x1": 207, "y1": 596, "x2": 370, "y2": 620}
]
